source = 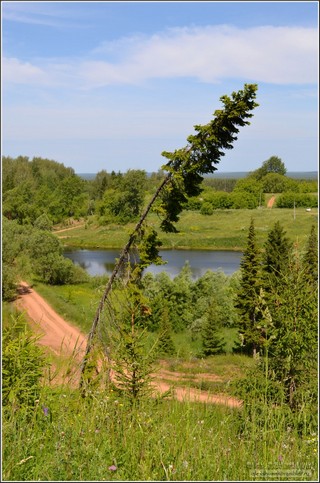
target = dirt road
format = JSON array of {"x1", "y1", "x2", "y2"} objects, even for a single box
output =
[
  {"x1": 15, "y1": 282, "x2": 241, "y2": 408},
  {"x1": 267, "y1": 195, "x2": 276, "y2": 208},
  {"x1": 16, "y1": 282, "x2": 87, "y2": 359}
]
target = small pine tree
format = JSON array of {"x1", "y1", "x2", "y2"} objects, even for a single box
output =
[
  {"x1": 201, "y1": 303, "x2": 226, "y2": 356},
  {"x1": 110, "y1": 286, "x2": 157, "y2": 405},
  {"x1": 234, "y1": 218, "x2": 263, "y2": 356},
  {"x1": 157, "y1": 305, "x2": 176, "y2": 356}
]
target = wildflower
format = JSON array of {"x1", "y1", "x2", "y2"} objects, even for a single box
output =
[
  {"x1": 278, "y1": 455, "x2": 283, "y2": 462},
  {"x1": 42, "y1": 406, "x2": 49, "y2": 417},
  {"x1": 108, "y1": 465, "x2": 117, "y2": 471},
  {"x1": 182, "y1": 460, "x2": 188, "y2": 469}
]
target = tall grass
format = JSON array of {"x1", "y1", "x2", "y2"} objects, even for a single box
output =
[{"x1": 3, "y1": 384, "x2": 318, "y2": 481}]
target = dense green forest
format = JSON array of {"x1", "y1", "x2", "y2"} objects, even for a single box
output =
[{"x1": 2, "y1": 154, "x2": 317, "y2": 227}]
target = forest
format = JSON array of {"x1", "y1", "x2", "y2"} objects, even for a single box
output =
[
  {"x1": 2, "y1": 84, "x2": 318, "y2": 481},
  {"x1": 2, "y1": 153, "x2": 318, "y2": 226}
]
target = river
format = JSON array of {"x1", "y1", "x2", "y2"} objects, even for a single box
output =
[{"x1": 63, "y1": 248, "x2": 243, "y2": 279}]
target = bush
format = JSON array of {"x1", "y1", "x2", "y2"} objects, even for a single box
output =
[
  {"x1": 33, "y1": 213, "x2": 53, "y2": 231},
  {"x1": 34, "y1": 253, "x2": 76, "y2": 285},
  {"x1": 2, "y1": 312, "x2": 46, "y2": 415},
  {"x1": 184, "y1": 196, "x2": 203, "y2": 210},
  {"x1": 230, "y1": 192, "x2": 258, "y2": 209},
  {"x1": 276, "y1": 192, "x2": 318, "y2": 208},
  {"x1": 2, "y1": 263, "x2": 18, "y2": 301},
  {"x1": 200, "y1": 202, "x2": 213, "y2": 215}
]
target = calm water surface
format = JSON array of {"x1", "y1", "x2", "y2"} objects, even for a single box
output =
[{"x1": 64, "y1": 248, "x2": 243, "y2": 279}]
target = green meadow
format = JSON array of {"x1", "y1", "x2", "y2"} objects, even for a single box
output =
[{"x1": 55, "y1": 205, "x2": 318, "y2": 251}]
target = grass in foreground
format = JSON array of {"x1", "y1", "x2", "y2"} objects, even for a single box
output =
[{"x1": 3, "y1": 384, "x2": 318, "y2": 481}]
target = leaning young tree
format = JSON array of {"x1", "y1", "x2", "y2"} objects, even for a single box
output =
[{"x1": 79, "y1": 83, "x2": 259, "y2": 386}]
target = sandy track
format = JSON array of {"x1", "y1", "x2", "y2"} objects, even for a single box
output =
[
  {"x1": 16, "y1": 282, "x2": 87, "y2": 359},
  {"x1": 267, "y1": 195, "x2": 276, "y2": 208},
  {"x1": 53, "y1": 223, "x2": 85, "y2": 234},
  {"x1": 15, "y1": 282, "x2": 242, "y2": 408}
]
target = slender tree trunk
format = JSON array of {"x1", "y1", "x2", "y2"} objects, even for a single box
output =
[{"x1": 79, "y1": 173, "x2": 172, "y2": 387}]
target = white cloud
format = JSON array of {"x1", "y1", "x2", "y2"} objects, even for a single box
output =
[
  {"x1": 1, "y1": 2, "x2": 85, "y2": 28},
  {"x1": 2, "y1": 25, "x2": 318, "y2": 89},
  {"x1": 2, "y1": 57, "x2": 50, "y2": 85},
  {"x1": 78, "y1": 25, "x2": 318, "y2": 87}
]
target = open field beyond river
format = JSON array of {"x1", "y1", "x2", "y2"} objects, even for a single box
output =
[{"x1": 54, "y1": 206, "x2": 318, "y2": 251}]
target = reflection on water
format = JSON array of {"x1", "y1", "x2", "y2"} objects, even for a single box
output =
[{"x1": 64, "y1": 248, "x2": 242, "y2": 280}]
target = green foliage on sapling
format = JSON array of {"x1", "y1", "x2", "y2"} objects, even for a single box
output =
[{"x1": 2, "y1": 311, "x2": 47, "y2": 416}]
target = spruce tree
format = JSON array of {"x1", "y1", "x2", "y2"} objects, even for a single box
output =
[
  {"x1": 157, "y1": 304, "x2": 176, "y2": 357},
  {"x1": 234, "y1": 218, "x2": 263, "y2": 356},
  {"x1": 266, "y1": 249, "x2": 318, "y2": 409},
  {"x1": 201, "y1": 302, "x2": 226, "y2": 356},
  {"x1": 263, "y1": 220, "x2": 292, "y2": 290},
  {"x1": 109, "y1": 285, "x2": 157, "y2": 405}
]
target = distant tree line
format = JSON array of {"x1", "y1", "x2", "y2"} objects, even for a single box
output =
[
  {"x1": 2, "y1": 155, "x2": 317, "y2": 227},
  {"x1": 2, "y1": 156, "x2": 90, "y2": 224}
]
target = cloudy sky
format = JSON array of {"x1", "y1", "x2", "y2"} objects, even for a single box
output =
[{"x1": 1, "y1": 1, "x2": 318, "y2": 174}]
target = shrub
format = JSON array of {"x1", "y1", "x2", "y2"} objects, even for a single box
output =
[
  {"x1": 230, "y1": 192, "x2": 258, "y2": 209},
  {"x1": 200, "y1": 202, "x2": 213, "y2": 215},
  {"x1": 2, "y1": 312, "x2": 46, "y2": 415},
  {"x1": 276, "y1": 192, "x2": 318, "y2": 208},
  {"x1": 34, "y1": 253, "x2": 75, "y2": 285}
]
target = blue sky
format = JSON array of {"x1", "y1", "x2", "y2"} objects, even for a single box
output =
[{"x1": 1, "y1": 1, "x2": 318, "y2": 174}]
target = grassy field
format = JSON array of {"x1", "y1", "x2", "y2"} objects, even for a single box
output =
[
  {"x1": 3, "y1": 381, "x2": 318, "y2": 481},
  {"x1": 55, "y1": 206, "x2": 318, "y2": 251}
]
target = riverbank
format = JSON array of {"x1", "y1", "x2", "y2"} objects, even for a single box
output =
[{"x1": 54, "y1": 207, "x2": 318, "y2": 251}]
